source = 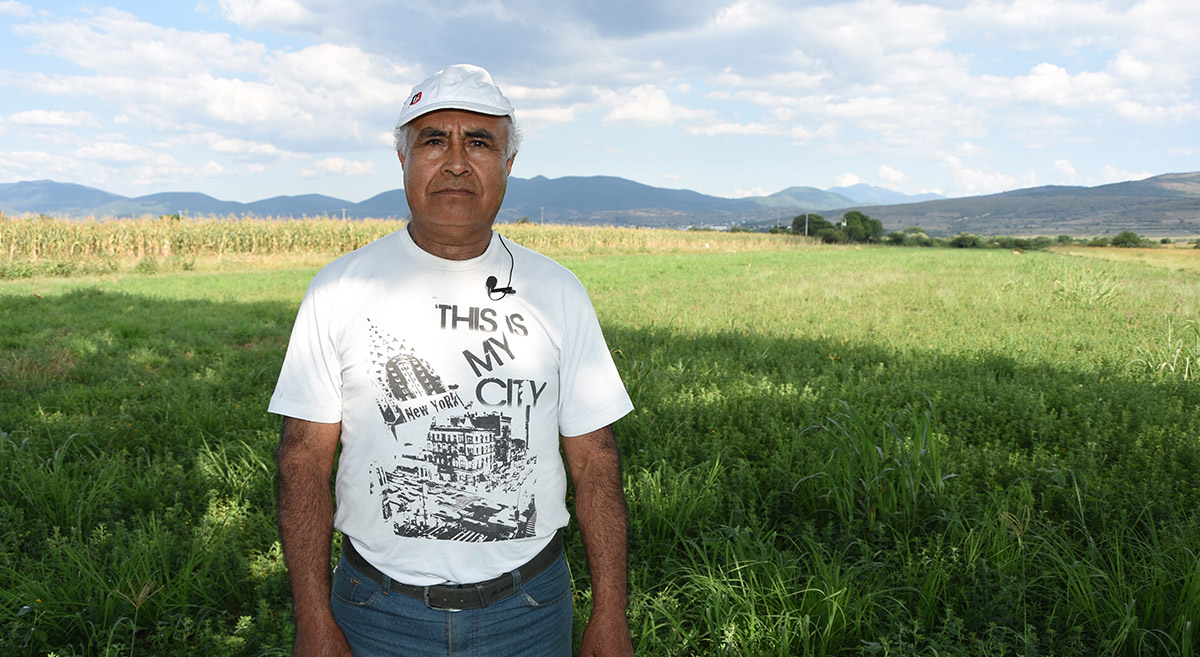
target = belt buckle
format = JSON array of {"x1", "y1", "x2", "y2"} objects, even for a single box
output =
[
  {"x1": 422, "y1": 585, "x2": 461, "y2": 611},
  {"x1": 422, "y1": 578, "x2": 507, "y2": 611}
]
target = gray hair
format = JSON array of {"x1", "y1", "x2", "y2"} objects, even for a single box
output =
[{"x1": 393, "y1": 116, "x2": 522, "y2": 161}]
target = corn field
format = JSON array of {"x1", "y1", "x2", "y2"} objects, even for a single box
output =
[
  {"x1": 1, "y1": 214, "x2": 403, "y2": 261},
  {"x1": 0, "y1": 213, "x2": 806, "y2": 265}
]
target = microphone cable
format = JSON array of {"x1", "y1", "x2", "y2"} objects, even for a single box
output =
[{"x1": 486, "y1": 234, "x2": 517, "y2": 300}]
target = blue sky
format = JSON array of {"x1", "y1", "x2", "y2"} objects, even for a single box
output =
[{"x1": 1, "y1": 0, "x2": 1196, "y2": 203}]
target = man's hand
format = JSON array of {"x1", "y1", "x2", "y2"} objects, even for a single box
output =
[
  {"x1": 580, "y1": 606, "x2": 634, "y2": 657},
  {"x1": 277, "y1": 417, "x2": 346, "y2": 657},
  {"x1": 293, "y1": 618, "x2": 354, "y2": 657},
  {"x1": 562, "y1": 426, "x2": 633, "y2": 657}
]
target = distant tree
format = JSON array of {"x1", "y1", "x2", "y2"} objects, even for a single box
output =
[
  {"x1": 886, "y1": 231, "x2": 906, "y2": 245},
  {"x1": 1087, "y1": 236, "x2": 1111, "y2": 247},
  {"x1": 791, "y1": 213, "x2": 831, "y2": 236},
  {"x1": 1111, "y1": 231, "x2": 1142, "y2": 247},
  {"x1": 842, "y1": 211, "x2": 884, "y2": 243},
  {"x1": 816, "y1": 227, "x2": 845, "y2": 244},
  {"x1": 1056, "y1": 234, "x2": 1074, "y2": 244},
  {"x1": 949, "y1": 233, "x2": 986, "y2": 248},
  {"x1": 1161, "y1": 237, "x2": 1173, "y2": 244}
]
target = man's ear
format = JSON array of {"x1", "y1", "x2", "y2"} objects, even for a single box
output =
[
  {"x1": 397, "y1": 151, "x2": 406, "y2": 169},
  {"x1": 506, "y1": 155, "x2": 515, "y2": 176}
]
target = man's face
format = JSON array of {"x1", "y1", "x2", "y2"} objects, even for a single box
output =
[{"x1": 399, "y1": 109, "x2": 514, "y2": 244}]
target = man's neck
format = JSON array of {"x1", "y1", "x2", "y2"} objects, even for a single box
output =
[{"x1": 406, "y1": 223, "x2": 492, "y2": 261}]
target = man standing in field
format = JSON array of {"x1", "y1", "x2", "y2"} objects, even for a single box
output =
[{"x1": 269, "y1": 64, "x2": 635, "y2": 657}]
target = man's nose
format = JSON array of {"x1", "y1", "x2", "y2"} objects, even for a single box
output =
[{"x1": 443, "y1": 141, "x2": 470, "y2": 175}]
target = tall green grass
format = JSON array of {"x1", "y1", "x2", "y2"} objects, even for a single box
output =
[{"x1": 2, "y1": 226, "x2": 1199, "y2": 655}]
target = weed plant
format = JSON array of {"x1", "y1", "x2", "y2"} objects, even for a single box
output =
[{"x1": 2, "y1": 225, "x2": 1199, "y2": 655}]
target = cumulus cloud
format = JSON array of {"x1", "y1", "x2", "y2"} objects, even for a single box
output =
[
  {"x1": 601, "y1": 84, "x2": 710, "y2": 125},
  {"x1": 8, "y1": 110, "x2": 100, "y2": 128},
  {"x1": 686, "y1": 121, "x2": 772, "y2": 137},
  {"x1": 152, "y1": 132, "x2": 300, "y2": 159},
  {"x1": 302, "y1": 156, "x2": 376, "y2": 177},
  {"x1": 0, "y1": 1, "x2": 31, "y2": 16},
  {"x1": 1100, "y1": 164, "x2": 1153, "y2": 184},
  {"x1": 877, "y1": 164, "x2": 906, "y2": 184},
  {"x1": 941, "y1": 154, "x2": 1027, "y2": 197},
  {"x1": 15, "y1": 8, "x2": 270, "y2": 75},
  {"x1": 3, "y1": 0, "x2": 1196, "y2": 198},
  {"x1": 12, "y1": 8, "x2": 416, "y2": 150},
  {"x1": 217, "y1": 0, "x2": 315, "y2": 30},
  {"x1": 836, "y1": 173, "x2": 863, "y2": 187},
  {"x1": 1054, "y1": 159, "x2": 1078, "y2": 181},
  {"x1": 74, "y1": 141, "x2": 180, "y2": 165}
]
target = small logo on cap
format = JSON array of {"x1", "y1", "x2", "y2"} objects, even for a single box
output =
[{"x1": 410, "y1": 92, "x2": 422, "y2": 106}]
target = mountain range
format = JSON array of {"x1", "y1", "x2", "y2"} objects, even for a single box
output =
[{"x1": 3, "y1": 172, "x2": 1199, "y2": 237}]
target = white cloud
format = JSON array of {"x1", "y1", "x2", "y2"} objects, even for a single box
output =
[
  {"x1": 8, "y1": 110, "x2": 100, "y2": 128},
  {"x1": 3, "y1": 0, "x2": 1197, "y2": 200},
  {"x1": 601, "y1": 85, "x2": 710, "y2": 125},
  {"x1": 941, "y1": 154, "x2": 1024, "y2": 196},
  {"x1": 877, "y1": 164, "x2": 906, "y2": 183},
  {"x1": 302, "y1": 157, "x2": 376, "y2": 177},
  {"x1": 1100, "y1": 164, "x2": 1152, "y2": 184},
  {"x1": 836, "y1": 173, "x2": 863, "y2": 187},
  {"x1": 0, "y1": 1, "x2": 31, "y2": 16},
  {"x1": 731, "y1": 186, "x2": 769, "y2": 198},
  {"x1": 686, "y1": 121, "x2": 772, "y2": 137},
  {"x1": 204, "y1": 161, "x2": 225, "y2": 176},
  {"x1": 13, "y1": 10, "x2": 415, "y2": 148},
  {"x1": 217, "y1": 0, "x2": 315, "y2": 30},
  {"x1": 1054, "y1": 159, "x2": 1078, "y2": 181},
  {"x1": 515, "y1": 107, "x2": 579, "y2": 126},
  {"x1": 192, "y1": 133, "x2": 293, "y2": 157},
  {"x1": 15, "y1": 8, "x2": 270, "y2": 76},
  {"x1": 0, "y1": 150, "x2": 83, "y2": 178},
  {"x1": 74, "y1": 141, "x2": 180, "y2": 165}
]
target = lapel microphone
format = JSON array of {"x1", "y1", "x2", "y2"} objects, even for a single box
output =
[
  {"x1": 485, "y1": 234, "x2": 517, "y2": 299},
  {"x1": 486, "y1": 275, "x2": 515, "y2": 296}
]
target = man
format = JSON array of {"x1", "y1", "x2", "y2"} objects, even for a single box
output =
[{"x1": 270, "y1": 64, "x2": 635, "y2": 657}]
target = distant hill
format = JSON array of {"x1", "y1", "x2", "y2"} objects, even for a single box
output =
[
  {"x1": 3, "y1": 172, "x2": 1199, "y2": 236},
  {"x1": 827, "y1": 183, "x2": 944, "y2": 205},
  {"x1": 827, "y1": 172, "x2": 1200, "y2": 237},
  {"x1": 247, "y1": 194, "x2": 350, "y2": 217},
  {"x1": 745, "y1": 186, "x2": 856, "y2": 210},
  {"x1": 0, "y1": 180, "x2": 124, "y2": 214}
]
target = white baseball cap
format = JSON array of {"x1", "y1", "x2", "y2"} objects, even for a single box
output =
[{"x1": 396, "y1": 64, "x2": 515, "y2": 127}]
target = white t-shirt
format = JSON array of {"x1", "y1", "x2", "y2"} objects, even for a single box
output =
[{"x1": 269, "y1": 227, "x2": 633, "y2": 585}]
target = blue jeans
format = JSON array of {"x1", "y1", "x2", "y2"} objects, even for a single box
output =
[{"x1": 330, "y1": 551, "x2": 573, "y2": 657}]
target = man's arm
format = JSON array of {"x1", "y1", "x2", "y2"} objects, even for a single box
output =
[
  {"x1": 561, "y1": 425, "x2": 634, "y2": 657},
  {"x1": 276, "y1": 416, "x2": 352, "y2": 657}
]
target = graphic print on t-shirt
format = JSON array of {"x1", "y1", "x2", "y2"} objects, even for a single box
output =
[{"x1": 365, "y1": 319, "x2": 538, "y2": 542}]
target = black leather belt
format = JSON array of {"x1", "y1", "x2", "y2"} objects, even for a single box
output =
[{"x1": 340, "y1": 530, "x2": 564, "y2": 610}]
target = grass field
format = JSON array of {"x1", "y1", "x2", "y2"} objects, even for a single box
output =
[{"x1": 2, "y1": 220, "x2": 1199, "y2": 655}]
